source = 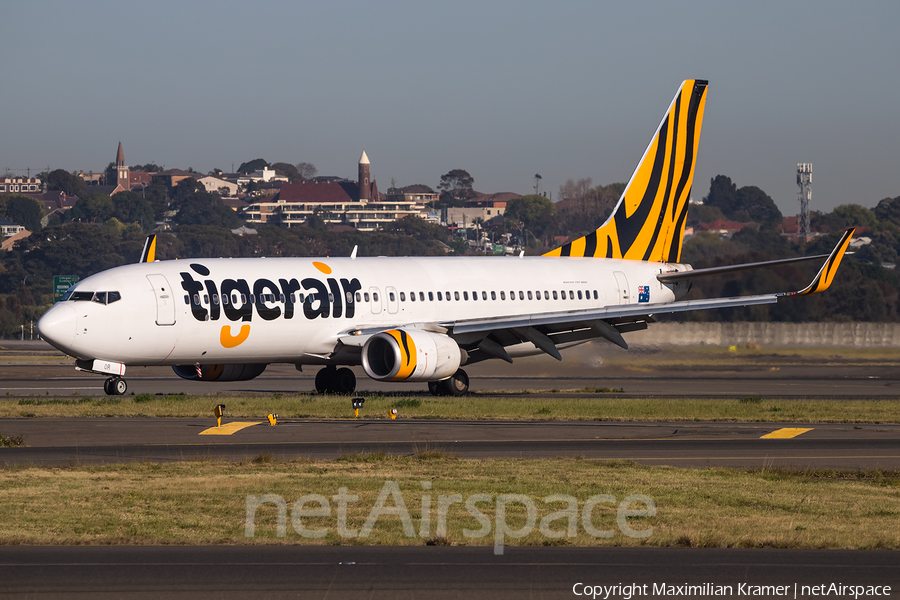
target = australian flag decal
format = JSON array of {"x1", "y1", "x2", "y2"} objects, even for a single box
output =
[{"x1": 638, "y1": 285, "x2": 650, "y2": 303}]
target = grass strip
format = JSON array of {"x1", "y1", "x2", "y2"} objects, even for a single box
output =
[
  {"x1": 2, "y1": 393, "x2": 900, "y2": 423},
  {"x1": 0, "y1": 457, "x2": 897, "y2": 548}
]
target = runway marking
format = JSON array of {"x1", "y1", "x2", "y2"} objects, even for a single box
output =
[
  {"x1": 761, "y1": 428, "x2": 814, "y2": 439},
  {"x1": 199, "y1": 422, "x2": 262, "y2": 436}
]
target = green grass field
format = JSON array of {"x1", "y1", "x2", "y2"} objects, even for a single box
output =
[
  {"x1": 0, "y1": 457, "x2": 897, "y2": 548},
  {"x1": 3, "y1": 393, "x2": 900, "y2": 423}
]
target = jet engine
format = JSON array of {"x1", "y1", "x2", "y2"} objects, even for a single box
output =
[
  {"x1": 362, "y1": 329, "x2": 462, "y2": 382},
  {"x1": 172, "y1": 363, "x2": 268, "y2": 382}
]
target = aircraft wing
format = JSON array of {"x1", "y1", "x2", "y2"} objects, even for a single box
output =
[{"x1": 338, "y1": 229, "x2": 853, "y2": 362}]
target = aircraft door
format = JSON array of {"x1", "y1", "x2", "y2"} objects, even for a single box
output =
[
  {"x1": 386, "y1": 286, "x2": 399, "y2": 314},
  {"x1": 146, "y1": 274, "x2": 176, "y2": 325},
  {"x1": 369, "y1": 287, "x2": 382, "y2": 314},
  {"x1": 613, "y1": 271, "x2": 630, "y2": 305}
]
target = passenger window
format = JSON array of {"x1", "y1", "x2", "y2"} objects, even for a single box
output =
[
  {"x1": 552, "y1": 291, "x2": 558, "y2": 300},
  {"x1": 560, "y1": 290, "x2": 565, "y2": 300},
  {"x1": 356, "y1": 292, "x2": 362, "y2": 302},
  {"x1": 280, "y1": 294, "x2": 285, "y2": 303},
  {"x1": 437, "y1": 292, "x2": 442, "y2": 301},
  {"x1": 510, "y1": 291, "x2": 515, "y2": 300},
  {"x1": 203, "y1": 294, "x2": 209, "y2": 304},
  {"x1": 463, "y1": 291, "x2": 469, "y2": 301},
  {"x1": 410, "y1": 292, "x2": 416, "y2": 302},
  {"x1": 518, "y1": 291, "x2": 524, "y2": 300},
  {"x1": 223, "y1": 295, "x2": 230, "y2": 305},
  {"x1": 527, "y1": 291, "x2": 533, "y2": 300},
  {"x1": 500, "y1": 291, "x2": 506, "y2": 300},
  {"x1": 193, "y1": 294, "x2": 201, "y2": 305},
  {"x1": 298, "y1": 293, "x2": 305, "y2": 303},
  {"x1": 544, "y1": 291, "x2": 549, "y2": 300},
  {"x1": 428, "y1": 292, "x2": 434, "y2": 301},
  {"x1": 347, "y1": 292, "x2": 354, "y2": 303},
  {"x1": 390, "y1": 292, "x2": 396, "y2": 301},
  {"x1": 593, "y1": 290, "x2": 598, "y2": 300},
  {"x1": 584, "y1": 289, "x2": 590, "y2": 299},
  {"x1": 364, "y1": 292, "x2": 370, "y2": 302},
  {"x1": 419, "y1": 292, "x2": 425, "y2": 302},
  {"x1": 184, "y1": 295, "x2": 190, "y2": 305},
  {"x1": 375, "y1": 292, "x2": 380, "y2": 302},
  {"x1": 327, "y1": 294, "x2": 333, "y2": 303},
  {"x1": 569, "y1": 291, "x2": 574, "y2": 299},
  {"x1": 238, "y1": 294, "x2": 244, "y2": 304},
  {"x1": 491, "y1": 291, "x2": 496, "y2": 300},
  {"x1": 400, "y1": 292, "x2": 406, "y2": 301},
  {"x1": 213, "y1": 295, "x2": 219, "y2": 305},
  {"x1": 454, "y1": 291, "x2": 460, "y2": 301},
  {"x1": 577, "y1": 290, "x2": 583, "y2": 300},
  {"x1": 471, "y1": 292, "x2": 477, "y2": 301},
  {"x1": 446, "y1": 291, "x2": 451, "y2": 301},
  {"x1": 481, "y1": 291, "x2": 487, "y2": 300}
]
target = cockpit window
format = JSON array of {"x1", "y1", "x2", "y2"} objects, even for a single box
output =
[{"x1": 67, "y1": 291, "x2": 121, "y2": 304}]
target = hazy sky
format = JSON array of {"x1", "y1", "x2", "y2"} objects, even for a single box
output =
[{"x1": 3, "y1": 1, "x2": 898, "y2": 214}]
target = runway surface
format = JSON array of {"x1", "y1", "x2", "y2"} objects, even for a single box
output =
[
  {"x1": 3, "y1": 417, "x2": 899, "y2": 469},
  {"x1": 2, "y1": 340, "x2": 900, "y2": 398},
  {"x1": 1, "y1": 546, "x2": 897, "y2": 599}
]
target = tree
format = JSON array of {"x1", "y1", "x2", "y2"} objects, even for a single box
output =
[
  {"x1": 437, "y1": 169, "x2": 475, "y2": 200},
  {"x1": 111, "y1": 191, "x2": 155, "y2": 231},
  {"x1": 66, "y1": 193, "x2": 114, "y2": 223},
  {"x1": 237, "y1": 159, "x2": 268, "y2": 174},
  {"x1": 296, "y1": 162, "x2": 317, "y2": 181},
  {"x1": 104, "y1": 162, "x2": 117, "y2": 186},
  {"x1": 702, "y1": 175, "x2": 782, "y2": 226},
  {"x1": 874, "y1": 196, "x2": 900, "y2": 227},
  {"x1": 504, "y1": 194, "x2": 557, "y2": 240},
  {"x1": 131, "y1": 163, "x2": 162, "y2": 173},
  {"x1": 46, "y1": 169, "x2": 87, "y2": 197},
  {"x1": 555, "y1": 179, "x2": 622, "y2": 238},
  {"x1": 4, "y1": 195, "x2": 44, "y2": 232},
  {"x1": 271, "y1": 162, "x2": 300, "y2": 181}
]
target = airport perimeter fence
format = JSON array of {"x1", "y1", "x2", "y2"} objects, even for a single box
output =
[{"x1": 627, "y1": 322, "x2": 900, "y2": 348}]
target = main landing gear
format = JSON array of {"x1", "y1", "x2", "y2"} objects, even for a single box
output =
[
  {"x1": 428, "y1": 368, "x2": 469, "y2": 396},
  {"x1": 315, "y1": 366, "x2": 357, "y2": 394},
  {"x1": 103, "y1": 377, "x2": 128, "y2": 396}
]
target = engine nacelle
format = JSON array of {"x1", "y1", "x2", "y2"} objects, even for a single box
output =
[
  {"x1": 362, "y1": 329, "x2": 462, "y2": 382},
  {"x1": 172, "y1": 363, "x2": 268, "y2": 382}
]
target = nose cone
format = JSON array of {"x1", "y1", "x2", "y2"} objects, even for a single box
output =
[{"x1": 37, "y1": 303, "x2": 77, "y2": 352}]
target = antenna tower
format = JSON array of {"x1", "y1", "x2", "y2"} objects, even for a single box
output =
[{"x1": 797, "y1": 163, "x2": 812, "y2": 239}]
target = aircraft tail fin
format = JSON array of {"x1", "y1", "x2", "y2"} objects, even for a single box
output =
[
  {"x1": 139, "y1": 234, "x2": 157, "y2": 263},
  {"x1": 544, "y1": 79, "x2": 708, "y2": 262}
]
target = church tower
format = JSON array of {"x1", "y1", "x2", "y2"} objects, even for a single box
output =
[
  {"x1": 116, "y1": 142, "x2": 129, "y2": 189},
  {"x1": 358, "y1": 150, "x2": 370, "y2": 201}
]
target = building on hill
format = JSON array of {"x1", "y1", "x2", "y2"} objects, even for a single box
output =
[
  {"x1": 242, "y1": 151, "x2": 429, "y2": 231},
  {"x1": 0, "y1": 177, "x2": 42, "y2": 194},
  {"x1": 0, "y1": 218, "x2": 26, "y2": 238},
  {"x1": 110, "y1": 142, "x2": 153, "y2": 195}
]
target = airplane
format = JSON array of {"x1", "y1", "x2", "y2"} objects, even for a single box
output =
[{"x1": 36, "y1": 79, "x2": 855, "y2": 396}]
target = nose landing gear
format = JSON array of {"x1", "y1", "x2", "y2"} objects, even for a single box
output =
[{"x1": 103, "y1": 377, "x2": 128, "y2": 396}]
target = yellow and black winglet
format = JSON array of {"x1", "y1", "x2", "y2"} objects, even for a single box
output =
[
  {"x1": 544, "y1": 79, "x2": 708, "y2": 263},
  {"x1": 783, "y1": 228, "x2": 855, "y2": 297},
  {"x1": 139, "y1": 234, "x2": 157, "y2": 263}
]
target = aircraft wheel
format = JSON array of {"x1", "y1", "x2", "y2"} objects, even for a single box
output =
[
  {"x1": 334, "y1": 368, "x2": 356, "y2": 394},
  {"x1": 442, "y1": 369, "x2": 469, "y2": 396},
  {"x1": 427, "y1": 381, "x2": 440, "y2": 396},
  {"x1": 315, "y1": 367, "x2": 335, "y2": 394},
  {"x1": 103, "y1": 378, "x2": 114, "y2": 396},
  {"x1": 111, "y1": 377, "x2": 128, "y2": 396}
]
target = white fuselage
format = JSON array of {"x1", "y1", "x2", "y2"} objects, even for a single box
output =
[{"x1": 37, "y1": 255, "x2": 682, "y2": 366}]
